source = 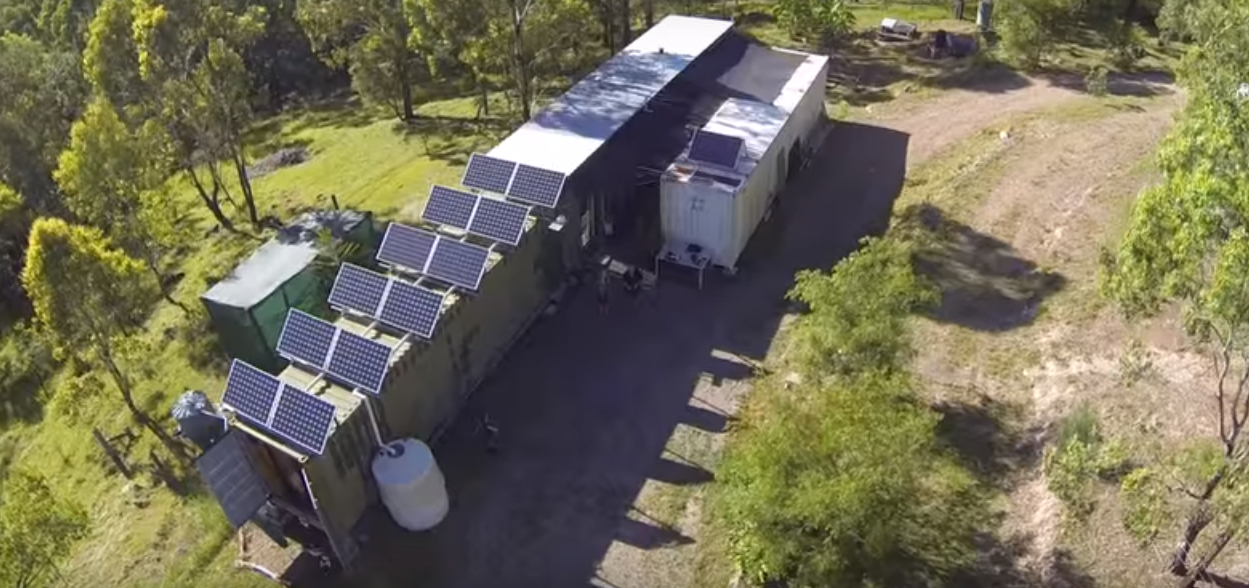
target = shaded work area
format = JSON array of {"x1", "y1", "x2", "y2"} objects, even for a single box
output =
[{"x1": 277, "y1": 120, "x2": 909, "y2": 588}]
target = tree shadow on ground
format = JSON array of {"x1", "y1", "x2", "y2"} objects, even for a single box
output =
[
  {"x1": 955, "y1": 531, "x2": 1098, "y2": 588},
  {"x1": 898, "y1": 204, "x2": 1066, "y2": 332},
  {"x1": 395, "y1": 116, "x2": 514, "y2": 166},
  {"x1": 616, "y1": 514, "x2": 694, "y2": 549},
  {"x1": 826, "y1": 32, "x2": 1031, "y2": 106},
  {"x1": 1034, "y1": 69, "x2": 1176, "y2": 97},
  {"x1": 933, "y1": 392, "x2": 1043, "y2": 484}
]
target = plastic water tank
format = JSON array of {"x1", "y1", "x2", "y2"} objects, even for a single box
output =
[{"x1": 371, "y1": 438, "x2": 449, "y2": 531}]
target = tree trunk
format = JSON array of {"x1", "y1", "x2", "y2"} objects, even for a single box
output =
[
  {"x1": 143, "y1": 253, "x2": 189, "y2": 314},
  {"x1": 97, "y1": 343, "x2": 190, "y2": 463},
  {"x1": 601, "y1": 1, "x2": 617, "y2": 52},
  {"x1": 1177, "y1": 530, "x2": 1233, "y2": 588},
  {"x1": 645, "y1": 0, "x2": 654, "y2": 28},
  {"x1": 231, "y1": 147, "x2": 261, "y2": 229},
  {"x1": 1123, "y1": 0, "x2": 1139, "y2": 21},
  {"x1": 398, "y1": 60, "x2": 416, "y2": 122},
  {"x1": 620, "y1": 0, "x2": 632, "y2": 46},
  {"x1": 186, "y1": 167, "x2": 234, "y2": 231},
  {"x1": 1170, "y1": 467, "x2": 1227, "y2": 576},
  {"x1": 509, "y1": 2, "x2": 533, "y2": 121}
]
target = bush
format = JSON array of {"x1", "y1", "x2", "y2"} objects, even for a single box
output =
[
  {"x1": 773, "y1": 0, "x2": 857, "y2": 47},
  {"x1": 1043, "y1": 404, "x2": 1128, "y2": 519},
  {"x1": 1106, "y1": 21, "x2": 1147, "y2": 68},
  {"x1": 1120, "y1": 468, "x2": 1169, "y2": 544},
  {"x1": 1085, "y1": 65, "x2": 1110, "y2": 96}
]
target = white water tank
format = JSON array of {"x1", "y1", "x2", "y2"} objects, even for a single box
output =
[{"x1": 371, "y1": 438, "x2": 449, "y2": 531}]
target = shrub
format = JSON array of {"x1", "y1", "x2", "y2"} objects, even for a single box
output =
[
  {"x1": 1043, "y1": 404, "x2": 1129, "y2": 519},
  {"x1": 773, "y1": 0, "x2": 857, "y2": 47},
  {"x1": 1106, "y1": 21, "x2": 1147, "y2": 68},
  {"x1": 1120, "y1": 468, "x2": 1169, "y2": 544},
  {"x1": 1085, "y1": 65, "x2": 1110, "y2": 96}
]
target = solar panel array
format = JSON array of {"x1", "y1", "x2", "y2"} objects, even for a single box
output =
[
  {"x1": 220, "y1": 359, "x2": 336, "y2": 455},
  {"x1": 462, "y1": 153, "x2": 517, "y2": 194},
  {"x1": 277, "y1": 309, "x2": 337, "y2": 370},
  {"x1": 326, "y1": 330, "x2": 391, "y2": 394},
  {"x1": 378, "y1": 223, "x2": 437, "y2": 273},
  {"x1": 379, "y1": 279, "x2": 443, "y2": 339},
  {"x1": 196, "y1": 431, "x2": 268, "y2": 528},
  {"x1": 328, "y1": 263, "x2": 389, "y2": 317},
  {"x1": 507, "y1": 164, "x2": 566, "y2": 208},
  {"x1": 376, "y1": 222, "x2": 491, "y2": 291},
  {"x1": 330, "y1": 263, "x2": 446, "y2": 338},
  {"x1": 469, "y1": 197, "x2": 528, "y2": 246},
  {"x1": 426, "y1": 239, "x2": 491, "y2": 291},
  {"x1": 688, "y1": 130, "x2": 743, "y2": 169},
  {"x1": 421, "y1": 186, "x2": 529, "y2": 246},
  {"x1": 275, "y1": 310, "x2": 394, "y2": 395},
  {"x1": 423, "y1": 186, "x2": 479, "y2": 229}
]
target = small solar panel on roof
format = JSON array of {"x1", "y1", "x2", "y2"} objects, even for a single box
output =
[
  {"x1": 276, "y1": 310, "x2": 336, "y2": 369},
  {"x1": 327, "y1": 331, "x2": 390, "y2": 394},
  {"x1": 507, "y1": 165, "x2": 565, "y2": 208},
  {"x1": 270, "y1": 385, "x2": 336, "y2": 455},
  {"x1": 378, "y1": 279, "x2": 444, "y2": 339},
  {"x1": 423, "y1": 186, "x2": 479, "y2": 229},
  {"x1": 462, "y1": 153, "x2": 517, "y2": 194},
  {"x1": 329, "y1": 263, "x2": 389, "y2": 316},
  {"x1": 688, "y1": 130, "x2": 743, "y2": 169},
  {"x1": 468, "y1": 197, "x2": 528, "y2": 246},
  {"x1": 378, "y1": 223, "x2": 437, "y2": 274},
  {"x1": 426, "y1": 239, "x2": 490, "y2": 291}
]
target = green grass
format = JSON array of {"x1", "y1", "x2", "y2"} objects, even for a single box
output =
[{"x1": 0, "y1": 92, "x2": 507, "y2": 588}]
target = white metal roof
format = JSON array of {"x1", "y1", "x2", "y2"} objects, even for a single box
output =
[
  {"x1": 488, "y1": 15, "x2": 734, "y2": 175},
  {"x1": 665, "y1": 49, "x2": 828, "y2": 195}
]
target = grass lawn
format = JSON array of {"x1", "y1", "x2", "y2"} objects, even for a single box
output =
[{"x1": 0, "y1": 92, "x2": 510, "y2": 588}]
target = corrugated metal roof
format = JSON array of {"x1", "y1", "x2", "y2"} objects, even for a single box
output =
[
  {"x1": 488, "y1": 15, "x2": 734, "y2": 175},
  {"x1": 202, "y1": 210, "x2": 368, "y2": 309}
]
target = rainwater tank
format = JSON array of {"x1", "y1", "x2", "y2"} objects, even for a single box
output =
[{"x1": 371, "y1": 438, "x2": 449, "y2": 531}]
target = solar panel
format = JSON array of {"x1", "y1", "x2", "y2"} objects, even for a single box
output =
[
  {"x1": 328, "y1": 263, "x2": 389, "y2": 316},
  {"x1": 426, "y1": 239, "x2": 490, "y2": 291},
  {"x1": 327, "y1": 330, "x2": 390, "y2": 394},
  {"x1": 423, "y1": 186, "x2": 479, "y2": 229},
  {"x1": 378, "y1": 279, "x2": 444, "y2": 339},
  {"x1": 469, "y1": 197, "x2": 528, "y2": 246},
  {"x1": 270, "y1": 385, "x2": 336, "y2": 455},
  {"x1": 222, "y1": 359, "x2": 280, "y2": 425},
  {"x1": 277, "y1": 310, "x2": 337, "y2": 369},
  {"x1": 378, "y1": 223, "x2": 437, "y2": 273},
  {"x1": 462, "y1": 153, "x2": 517, "y2": 194},
  {"x1": 688, "y1": 130, "x2": 743, "y2": 169},
  {"x1": 197, "y1": 430, "x2": 268, "y2": 528},
  {"x1": 507, "y1": 164, "x2": 565, "y2": 208}
]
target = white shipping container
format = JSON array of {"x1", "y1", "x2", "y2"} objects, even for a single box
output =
[{"x1": 659, "y1": 51, "x2": 829, "y2": 271}]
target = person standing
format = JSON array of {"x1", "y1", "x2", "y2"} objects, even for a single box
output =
[{"x1": 955, "y1": 0, "x2": 966, "y2": 20}]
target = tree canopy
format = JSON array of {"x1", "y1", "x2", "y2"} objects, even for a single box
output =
[
  {"x1": 0, "y1": 470, "x2": 88, "y2": 588},
  {"x1": 1101, "y1": 0, "x2": 1249, "y2": 583},
  {"x1": 714, "y1": 238, "x2": 980, "y2": 587}
]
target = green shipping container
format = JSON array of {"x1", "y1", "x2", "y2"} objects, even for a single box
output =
[{"x1": 201, "y1": 210, "x2": 376, "y2": 371}]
